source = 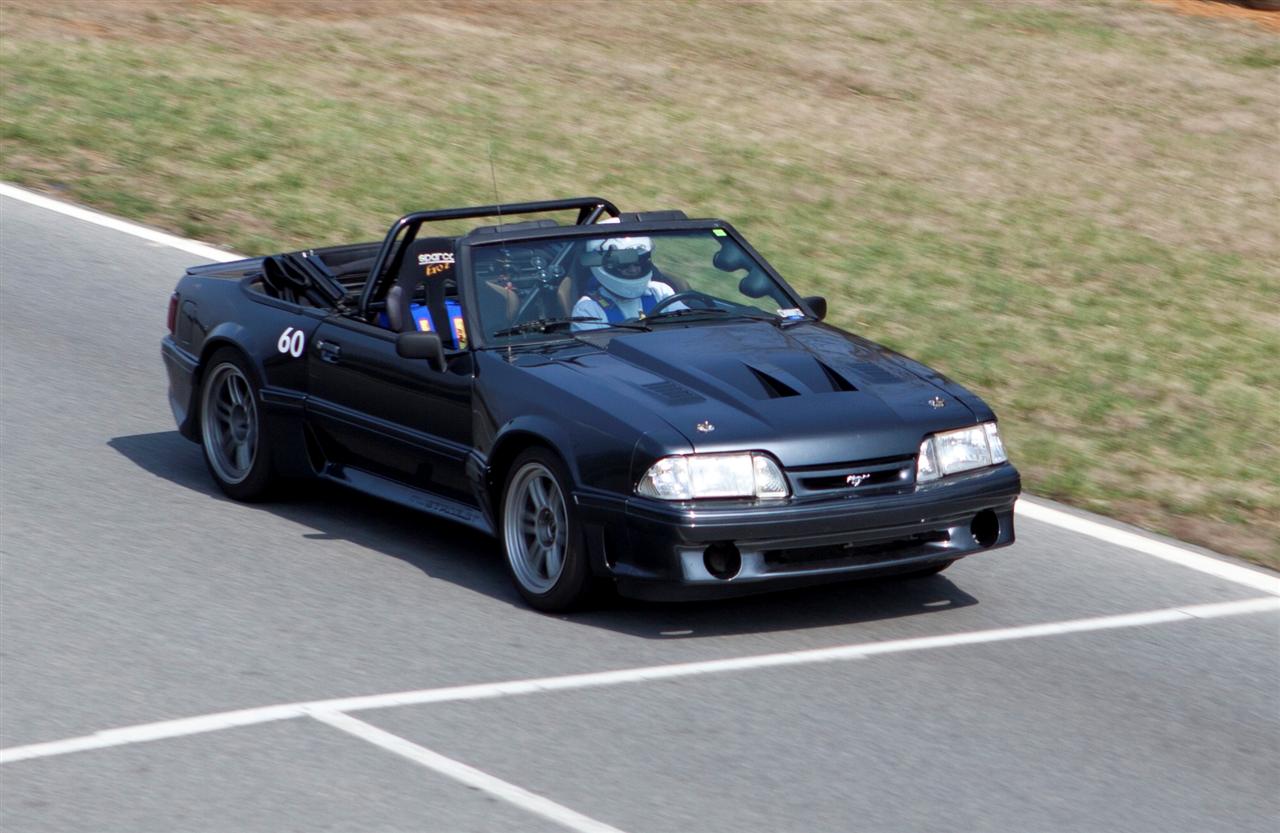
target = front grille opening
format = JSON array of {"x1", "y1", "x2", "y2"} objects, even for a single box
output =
[
  {"x1": 799, "y1": 466, "x2": 912, "y2": 493},
  {"x1": 764, "y1": 531, "x2": 950, "y2": 571},
  {"x1": 787, "y1": 454, "x2": 912, "y2": 473}
]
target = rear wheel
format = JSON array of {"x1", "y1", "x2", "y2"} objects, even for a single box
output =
[
  {"x1": 501, "y1": 448, "x2": 592, "y2": 611},
  {"x1": 199, "y1": 348, "x2": 276, "y2": 501}
]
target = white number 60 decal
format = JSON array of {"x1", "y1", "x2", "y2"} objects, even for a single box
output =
[{"x1": 277, "y1": 327, "x2": 305, "y2": 358}]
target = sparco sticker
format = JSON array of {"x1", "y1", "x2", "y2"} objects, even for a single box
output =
[{"x1": 417, "y1": 252, "x2": 455, "y2": 266}]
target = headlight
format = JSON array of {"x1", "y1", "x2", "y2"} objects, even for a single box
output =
[
  {"x1": 637, "y1": 452, "x2": 789, "y2": 500},
  {"x1": 916, "y1": 421, "x2": 1007, "y2": 484}
]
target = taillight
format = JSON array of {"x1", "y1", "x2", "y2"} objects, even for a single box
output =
[{"x1": 167, "y1": 293, "x2": 179, "y2": 334}]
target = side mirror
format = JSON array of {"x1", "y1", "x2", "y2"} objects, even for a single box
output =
[
  {"x1": 396, "y1": 331, "x2": 445, "y2": 371},
  {"x1": 802, "y1": 295, "x2": 827, "y2": 321}
]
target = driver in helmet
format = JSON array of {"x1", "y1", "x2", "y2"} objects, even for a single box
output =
[{"x1": 571, "y1": 233, "x2": 678, "y2": 331}]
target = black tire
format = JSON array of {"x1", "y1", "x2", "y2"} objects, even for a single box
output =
[
  {"x1": 500, "y1": 448, "x2": 593, "y2": 611},
  {"x1": 901, "y1": 559, "x2": 955, "y2": 579},
  {"x1": 198, "y1": 347, "x2": 276, "y2": 501}
]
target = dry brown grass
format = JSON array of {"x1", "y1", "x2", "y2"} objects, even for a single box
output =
[{"x1": 1151, "y1": 0, "x2": 1280, "y2": 32}]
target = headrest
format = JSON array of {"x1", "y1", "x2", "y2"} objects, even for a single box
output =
[
  {"x1": 711, "y1": 243, "x2": 774, "y2": 299},
  {"x1": 400, "y1": 237, "x2": 456, "y2": 284}
]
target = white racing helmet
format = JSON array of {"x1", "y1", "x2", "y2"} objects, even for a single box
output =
[{"x1": 585, "y1": 232, "x2": 654, "y2": 299}]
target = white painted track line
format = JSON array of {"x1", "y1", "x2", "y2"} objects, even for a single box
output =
[
  {"x1": 4, "y1": 597, "x2": 1278, "y2": 766},
  {"x1": 310, "y1": 710, "x2": 628, "y2": 833},
  {"x1": 3, "y1": 183, "x2": 1274, "y2": 596},
  {"x1": 1018, "y1": 498, "x2": 1280, "y2": 596},
  {"x1": 0, "y1": 183, "x2": 241, "y2": 263}
]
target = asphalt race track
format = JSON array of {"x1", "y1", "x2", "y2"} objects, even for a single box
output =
[{"x1": 2, "y1": 186, "x2": 1277, "y2": 833}]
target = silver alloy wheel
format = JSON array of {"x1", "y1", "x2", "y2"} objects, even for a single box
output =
[
  {"x1": 200, "y1": 362, "x2": 258, "y2": 485},
  {"x1": 503, "y1": 461, "x2": 568, "y2": 594}
]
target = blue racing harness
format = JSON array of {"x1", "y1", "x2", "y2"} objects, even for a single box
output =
[{"x1": 592, "y1": 285, "x2": 661, "y2": 323}]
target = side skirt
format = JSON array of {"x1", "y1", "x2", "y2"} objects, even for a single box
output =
[{"x1": 318, "y1": 462, "x2": 495, "y2": 536}]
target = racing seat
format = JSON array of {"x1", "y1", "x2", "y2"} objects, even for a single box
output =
[
  {"x1": 387, "y1": 237, "x2": 464, "y2": 347},
  {"x1": 557, "y1": 259, "x2": 591, "y2": 316}
]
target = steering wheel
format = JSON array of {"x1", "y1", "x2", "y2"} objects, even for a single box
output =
[{"x1": 647, "y1": 290, "x2": 721, "y2": 316}]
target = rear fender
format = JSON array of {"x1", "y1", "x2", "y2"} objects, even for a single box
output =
[{"x1": 191, "y1": 320, "x2": 317, "y2": 479}]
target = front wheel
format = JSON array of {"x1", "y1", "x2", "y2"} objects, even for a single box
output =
[
  {"x1": 501, "y1": 449, "x2": 593, "y2": 611},
  {"x1": 199, "y1": 348, "x2": 276, "y2": 501}
]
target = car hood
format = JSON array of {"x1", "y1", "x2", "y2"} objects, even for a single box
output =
[{"x1": 511, "y1": 321, "x2": 989, "y2": 467}]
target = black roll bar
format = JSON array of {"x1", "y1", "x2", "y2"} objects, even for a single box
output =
[{"x1": 358, "y1": 196, "x2": 619, "y2": 316}]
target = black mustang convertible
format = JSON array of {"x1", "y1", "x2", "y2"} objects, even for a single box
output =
[{"x1": 162, "y1": 197, "x2": 1020, "y2": 610}]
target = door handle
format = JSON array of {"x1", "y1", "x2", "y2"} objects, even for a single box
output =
[{"x1": 317, "y1": 340, "x2": 341, "y2": 364}]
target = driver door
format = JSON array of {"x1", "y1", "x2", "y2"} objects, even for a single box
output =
[{"x1": 305, "y1": 315, "x2": 474, "y2": 503}]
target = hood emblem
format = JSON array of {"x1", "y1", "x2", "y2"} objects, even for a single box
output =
[
  {"x1": 845, "y1": 473, "x2": 871, "y2": 487},
  {"x1": 928, "y1": 396, "x2": 945, "y2": 409},
  {"x1": 696, "y1": 421, "x2": 715, "y2": 433}
]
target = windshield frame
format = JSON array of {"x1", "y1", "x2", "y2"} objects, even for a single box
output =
[{"x1": 458, "y1": 219, "x2": 810, "y2": 350}]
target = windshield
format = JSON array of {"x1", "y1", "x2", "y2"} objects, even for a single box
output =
[{"x1": 470, "y1": 229, "x2": 802, "y2": 345}]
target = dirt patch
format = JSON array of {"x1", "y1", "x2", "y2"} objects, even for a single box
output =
[{"x1": 1149, "y1": 0, "x2": 1280, "y2": 32}]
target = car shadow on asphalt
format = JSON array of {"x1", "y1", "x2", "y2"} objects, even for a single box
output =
[{"x1": 110, "y1": 431, "x2": 980, "y2": 639}]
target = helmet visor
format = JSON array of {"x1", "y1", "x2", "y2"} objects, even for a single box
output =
[{"x1": 601, "y1": 249, "x2": 652, "y2": 280}]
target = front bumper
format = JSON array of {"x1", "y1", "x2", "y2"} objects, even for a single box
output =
[{"x1": 577, "y1": 464, "x2": 1020, "y2": 601}]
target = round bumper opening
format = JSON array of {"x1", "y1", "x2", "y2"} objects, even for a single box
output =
[
  {"x1": 703, "y1": 542, "x2": 742, "y2": 580},
  {"x1": 971, "y1": 510, "x2": 1000, "y2": 548}
]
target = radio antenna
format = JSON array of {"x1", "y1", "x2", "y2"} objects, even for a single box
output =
[
  {"x1": 489, "y1": 141, "x2": 503, "y2": 233},
  {"x1": 489, "y1": 141, "x2": 514, "y2": 362}
]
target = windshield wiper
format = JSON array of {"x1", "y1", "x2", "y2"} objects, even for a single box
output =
[
  {"x1": 646, "y1": 306, "x2": 814, "y2": 328},
  {"x1": 644, "y1": 308, "x2": 732, "y2": 323},
  {"x1": 492, "y1": 316, "x2": 648, "y2": 338},
  {"x1": 645, "y1": 307, "x2": 795, "y2": 326},
  {"x1": 732, "y1": 308, "x2": 787, "y2": 324}
]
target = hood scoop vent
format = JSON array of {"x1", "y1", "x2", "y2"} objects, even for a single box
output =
[
  {"x1": 740, "y1": 359, "x2": 861, "y2": 399},
  {"x1": 817, "y1": 361, "x2": 859, "y2": 393},
  {"x1": 747, "y1": 366, "x2": 802, "y2": 399}
]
